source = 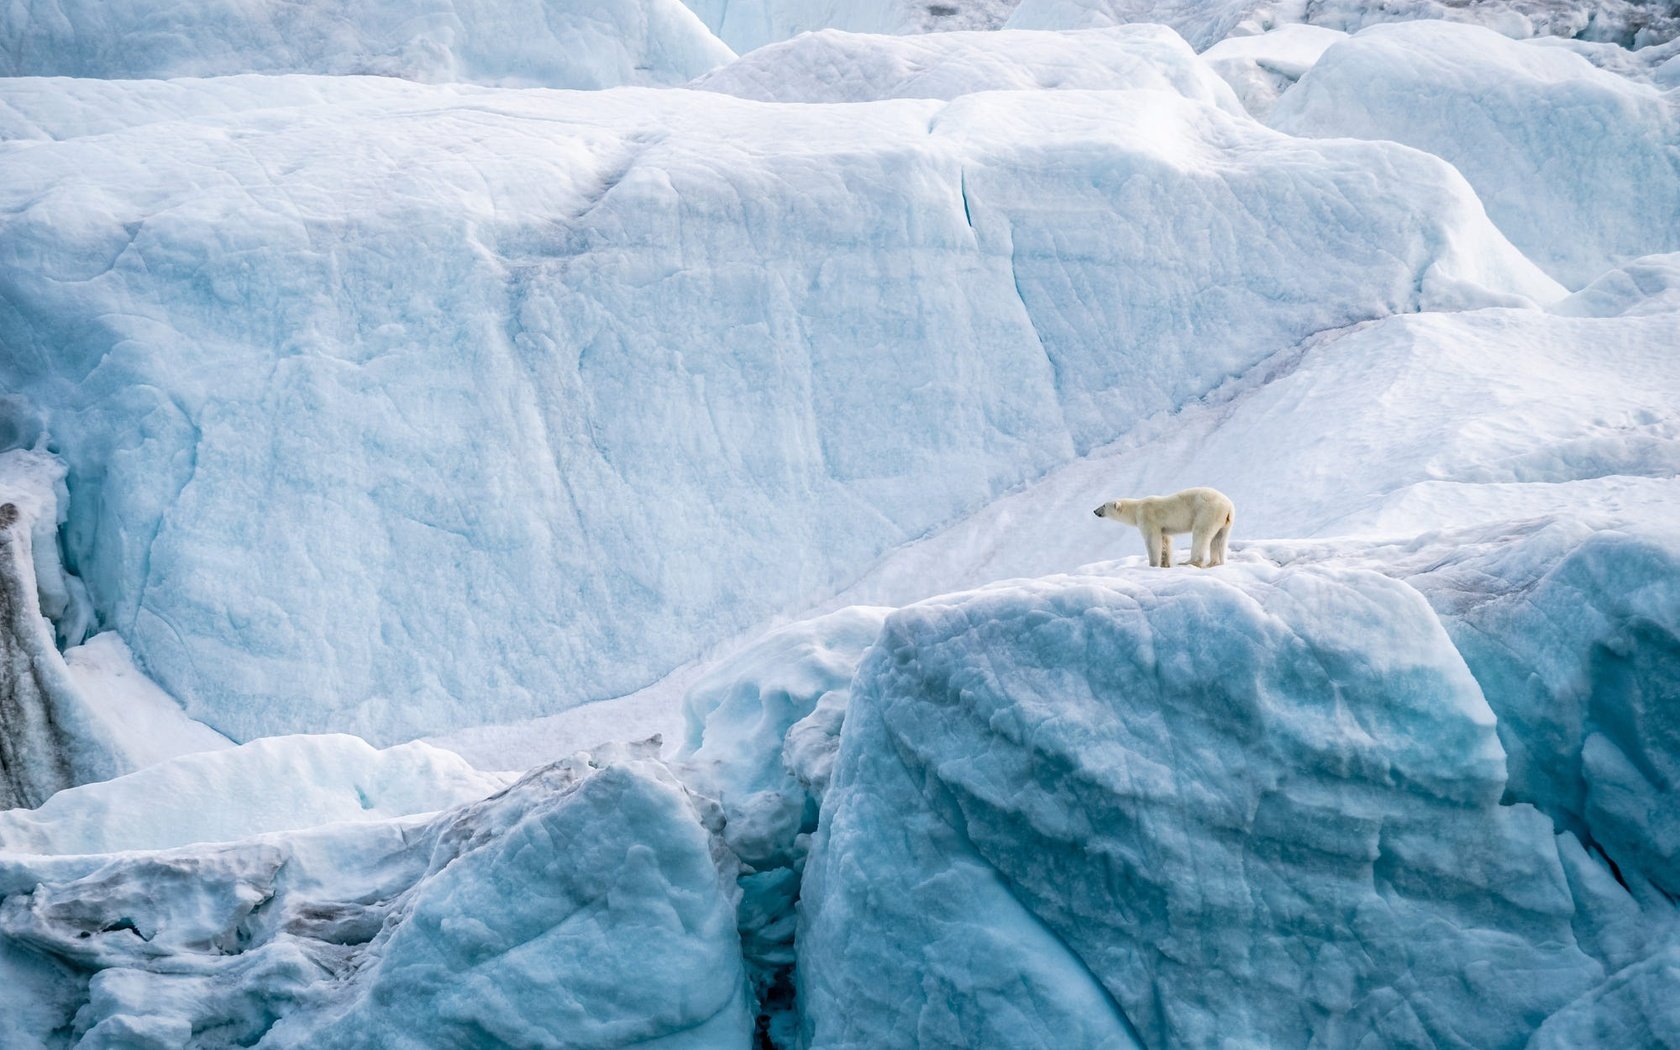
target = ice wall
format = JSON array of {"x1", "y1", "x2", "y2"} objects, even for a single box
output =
[
  {"x1": 0, "y1": 453, "x2": 121, "y2": 809},
  {"x1": 798, "y1": 565, "x2": 1615, "y2": 1048},
  {"x1": 0, "y1": 0, "x2": 733, "y2": 87},
  {"x1": 0, "y1": 75, "x2": 1562, "y2": 743}
]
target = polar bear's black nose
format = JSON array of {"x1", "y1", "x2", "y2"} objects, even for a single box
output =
[{"x1": 1093, "y1": 508, "x2": 1101, "y2": 517}]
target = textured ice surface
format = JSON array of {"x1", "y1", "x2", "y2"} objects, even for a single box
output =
[
  {"x1": 1356, "y1": 523, "x2": 1680, "y2": 898},
  {"x1": 0, "y1": 75, "x2": 1559, "y2": 743},
  {"x1": 0, "y1": 0, "x2": 733, "y2": 86},
  {"x1": 1005, "y1": 0, "x2": 1680, "y2": 50},
  {"x1": 680, "y1": 0, "x2": 1017, "y2": 54},
  {"x1": 1, "y1": 453, "x2": 125, "y2": 808},
  {"x1": 676, "y1": 606, "x2": 888, "y2": 1045},
  {"x1": 59, "y1": 632, "x2": 234, "y2": 773},
  {"x1": 0, "y1": 734, "x2": 511, "y2": 854},
  {"x1": 0, "y1": 750, "x2": 751, "y2": 1049},
  {"x1": 1273, "y1": 21, "x2": 1680, "y2": 288},
  {"x1": 1201, "y1": 23, "x2": 1347, "y2": 117},
  {"x1": 693, "y1": 25, "x2": 1241, "y2": 109},
  {"x1": 825, "y1": 255, "x2": 1680, "y2": 609},
  {"x1": 799, "y1": 565, "x2": 1605, "y2": 1048}
]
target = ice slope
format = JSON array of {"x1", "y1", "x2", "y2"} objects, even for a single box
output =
[
  {"x1": 0, "y1": 734, "x2": 511, "y2": 854},
  {"x1": 799, "y1": 565, "x2": 1609, "y2": 1048},
  {"x1": 0, "y1": 76, "x2": 1561, "y2": 744},
  {"x1": 1003, "y1": 0, "x2": 1680, "y2": 50},
  {"x1": 1272, "y1": 21, "x2": 1680, "y2": 288},
  {"x1": 823, "y1": 254, "x2": 1680, "y2": 606},
  {"x1": 0, "y1": 748, "x2": 752, "y2": 1049},
  {"x1": 692, "y1": 26, "x2": 1241, "y2": 109},
  {"x1": 0, "y1": 0, "x2": 733, "y2": 87}
]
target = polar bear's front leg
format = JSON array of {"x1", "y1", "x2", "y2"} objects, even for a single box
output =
[
  {"x1": 1158, "y1": 531, "x2": 1174, "y2": 568},
  {"x1": 1143, "y1": 526, "x2": 1163, "y2": 567}
]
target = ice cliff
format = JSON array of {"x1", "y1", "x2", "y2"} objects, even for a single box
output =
[{"x1": 0, "y1": 69, "x2": 1559, "y2": 742}]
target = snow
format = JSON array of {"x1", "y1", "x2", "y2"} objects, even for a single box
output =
[
  {"x1": 799, "y1": 564, "x2": 1605, "y2": 1048},
  {"x1": 1201, "y1": 24, "x2": 1347, "y2": 118},
  {"x1": 693, "y1": 26, "x2": 1242, "y2": 110},
  {"x1": 0, "y1": 749, "x2": 751, "y2": 1049},
  {"x1": 60, "y1": 633, "x2": 235, "y2": 772},
  {"x1": 816, "y1": 254, "x2": 1679, "y2": 608},
  {"x1": 680, "y1": 0, "x2": 1017, "y2": 55},
  {"x1": 0, "y1": 75, "x2": 1559, "y2": 744},
  {"x1": 1271, "y1": 21, "x2": 1680, "y2": 288},
  {"x1": 0, "y1": 734, "x2": 512, "y2": 854},
  {"x1": 0, "y1": 0, "x2": 734, "y2": 87},
  {"x1": 1003, "y1": 0, "x2": 1680, "y2": 50},
  {"x1": 2, "y1": 9, "x2": 1679, "y2": 1046}
]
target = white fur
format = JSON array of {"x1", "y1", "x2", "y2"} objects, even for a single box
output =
[{"x1": 1094, "y1": 487, "x2": 1235, "y2": 568}]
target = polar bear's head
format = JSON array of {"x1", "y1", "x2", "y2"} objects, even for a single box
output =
[{"x1": 1092, "y1": 499, "x2": 1137, "y2": 524}]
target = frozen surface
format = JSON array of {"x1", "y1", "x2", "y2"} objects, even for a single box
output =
[
  {"x1": 60, "y1": 632, "x2": 235, "y2": 772},
  {"x1": 0, "y1": 452, "x2": 121, "y2": 808},
  {"x1": 0, "y1": 76, "x2": 1559, "y2": 743},
  {"x1": 679, "y1": 0, "x2": 1017, "y2": 55},
  {"x1": 1291, "y1": 522, "x2": 1680, "y2": 899},
  {"x1": 676, "y1": 606, "x2": 888, "y2": 1045},
  {"x1": 0, "y1": 734, "x2": 511, "y2": 854},
  {"x1": 821, "y1": 255, "x2": 1680, "y2": 608},
  {"x1": 1004, "y1": 0, "x2": 1680, "y2": 50},
  {"x1": 0, "y1": 0, "x2": 733, "y2": 87},
  {"x1": 1272, "y1": 21, "x2": 1680, "y2": 288},
  {"x1": 1201, "y1": 23, "x2": 1346, "y2": 117},
  {"x1": 0, "y1": 749, "x2": 751, "y2": 1049},
  {"x1": 693, "y1": 26, "x2": 1240, "y2": 110},
  {"x1": 800, "y1": 564, "x2": 1608, "y2": 1048}
]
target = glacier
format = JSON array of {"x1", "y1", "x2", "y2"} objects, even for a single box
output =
[
  {"x1": 2, "y1": 5, "x2": 1679, "y2": 1048},
  {"x1": 799, "y1": 565, "x2": 1604, "y2": 1048},
  {"x1": 0, "y1": 746, "x2": 752, "y2": 1049},
  {"x1": 0, "y1": 71, "x2": 1560, "y2": 742},
  {"x1": 1003, "y1": 0, "x2": 1680, "y2": 50},
  {"x1": 1272, "y1": 21, "x2": 1680, "y2": 288},
  {"x1": 692, "y1": 25, "x2": 1243, "y2": 107},
  {"x1": 0, "y1": 0, "x2": 734, "y2": 87}
]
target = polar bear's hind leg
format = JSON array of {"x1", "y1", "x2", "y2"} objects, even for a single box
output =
[{"x1": 1211, "y1": 512, "x2": 1233, "y2": 566}]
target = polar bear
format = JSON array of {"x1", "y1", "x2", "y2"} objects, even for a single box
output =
[{"x1": 1093, "y1": 487, "x2": 1234, "y2": 568}]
